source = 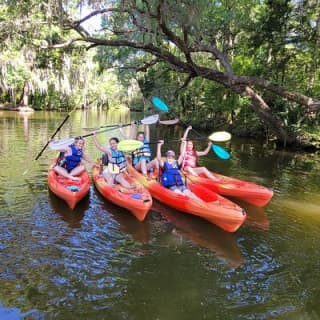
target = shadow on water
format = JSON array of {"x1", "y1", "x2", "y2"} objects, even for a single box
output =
[
  {"x1": 234, "y1": 199, "x2": 270, "y2": 231},
  {"x1": 94, "y1": 187, "x2": 151, "y2": 244},
  {"x1": 48, "y1": 189, "x2": 89, "y2": 228},
  {"x1": 151, "y1": 200, "x2": 244, "y2": 268}
]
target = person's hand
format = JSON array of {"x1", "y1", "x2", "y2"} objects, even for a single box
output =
[
  {"x1": 187, "y1": 125, "x2": 192, "y2": 131},
  {"x1": 208, "y1": 141, "x2": 212, "y2": 147},
  {"x1": 157, "y1": 140, "x2": 164, "y2": 146}
]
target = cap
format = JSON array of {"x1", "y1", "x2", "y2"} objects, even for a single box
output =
[{"x1": 165, "y1": 150, "x2": 175, "y2": 157}]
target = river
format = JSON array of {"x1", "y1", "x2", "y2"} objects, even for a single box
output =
[{"x1": 0, "y1": 108, "x2": 320, "y2": 319}]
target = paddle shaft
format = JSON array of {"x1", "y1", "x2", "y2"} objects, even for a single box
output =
[{"x1": 35, "y1": 109, "x2": 75, "y2": 160}]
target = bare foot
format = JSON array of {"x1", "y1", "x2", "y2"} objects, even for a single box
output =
[{"x1": 70, "y1": 176, "x2": 81, "y2": 181}]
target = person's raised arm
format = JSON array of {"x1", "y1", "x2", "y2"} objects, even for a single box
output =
[
  {"x1": 92, "y1": 132, "x2": 109, "y2": 154},
  {"x1": 145, "y1": 124, "x2": 150, "y2": 142},
  {"x1": 182, "y1": 125, "x2": 192, "y2": 140},
  {"x1": 180, "y1": 125, "x2": 192, "y2": 154},
  {"x1": 197, "y1": 141, "x2": 212, "y2": 157},
  {"x1": 119, "y1": 122, "x2": 135, "y2": 139},
  {"x1": 157, "y1": 140, "x2": 164, "y2": 167}
]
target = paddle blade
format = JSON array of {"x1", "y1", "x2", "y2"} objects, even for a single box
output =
[
  {"x1": 159, "y1": 118, "x2": 180, "y2": 125},
  {"x1": 118, "y1": 139, "x2": 143, "y2": 152},
  {"x1": 49, "y1": 138, "x2": 75, "y2": 150},
  {"x1": 140, "y1": 114, "x2": 159, "y2": 125},
  {"x1": 212, "y1": 144, "x2": 230, "y2": 160},
  {"x1": 152, "y1": 97, "x2": 169, "y2": 112},
  {"x1": 208, "y1": 131, "x2": 232, "y2": 142}
]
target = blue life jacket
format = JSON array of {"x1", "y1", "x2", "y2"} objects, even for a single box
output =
[
  {"x1": 132, "y1": 139, "x2": 151, "y2": 166},
  {"x1": 109, "y1": 149, "x2": 127, "y2": 172},
  {"x1": 60, "y1": 144, "x2": 83, "y2": 172},
  {"x1": 161, "y1": 161, "x2": 184, "y2": 188}
]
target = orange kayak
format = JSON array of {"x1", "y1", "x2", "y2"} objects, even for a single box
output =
[
  {"x1": 48, "y1": 163, "x2": 91, "y2": 210},
  {"x1": 184, "y1": 171, "x2": 273, "y2": 207},
  {"x1": 92, "y1": 165, "x2": 152, "y2": 221},
  {"x1": 127, "y1": 163, "x2": 246, "y2": 232}
]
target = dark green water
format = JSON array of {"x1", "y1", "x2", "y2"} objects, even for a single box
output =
[{"x1": 0, "y1": 109, "x2": 320, "y2": 319}]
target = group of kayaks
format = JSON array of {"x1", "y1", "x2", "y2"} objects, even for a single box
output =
[{"x1": 48, "y1": 156, "x2": 273, "y2": 233}]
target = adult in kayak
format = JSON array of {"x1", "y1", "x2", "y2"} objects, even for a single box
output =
[
  {"x1": 120, "y1": 122, "x2": 158, "y2": 176},
  {"x1": 180, "y1": 126, "x2": 220, "y2": 181},
  {"x1": 92, "y1": 133, "x2": 133, "y2": 189},
  {"x1": 157, "y1": 140, "x2": 202, "y2": 201},
  {"x1": 54, "y1": 137, "x2": 94, "y2": 181}
]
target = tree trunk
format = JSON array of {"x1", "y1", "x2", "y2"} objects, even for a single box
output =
[{"x1": 19, "y1": 82, "x2": 30, "y2": 106}]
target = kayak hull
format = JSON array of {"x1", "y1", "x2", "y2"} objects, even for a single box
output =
[
  {"x1": 127, "y1": 163, "x2": 246, "y2": 232},
  {"x1": 48, "y1": 165, "x2": 91, "y2": 210},
  {"x1": 185, "y1": 172, "x2": 273, "y2": 207},
  {"x1": 92, "y1": 166, "x2": 152, "y2": 221}
]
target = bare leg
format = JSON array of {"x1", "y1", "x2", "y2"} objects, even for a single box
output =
[
  {"x1": 135, "y1": 159, "x2": 147, "y2": 175},
  {"x1": 69, "y1": 165, "x2": 86, "y2": 177},
  {"x1": 147, "y1": 159, "x2": 159, "y2": 172},
  {"x1": 54, "y1": 166, "x2": 81, "y2": 181},
  {"x1": 116, "y1": 173, "x2": 134, "y2": 189},
  {"x1": 187, "y1": 166, "x2": 220, "y2": 181},
  {"x1": 183, "y1": 189, "x2": 203, "y2": 202},
  {"x1": 103, "y1": 171, "x2": 115, "y2": 185}
]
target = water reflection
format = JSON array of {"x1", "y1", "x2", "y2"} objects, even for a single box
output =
[
  {"x1": 48, "y1": 190, "x2": 89, "y2": 229},
  {"x1": 151, "y1": 200, "x2": 244, "y2": 268},
  {"x1": 236, "y1": 200, "x2": 270, "y2": 231},
  {"x1": 96, "y1": 190, "x2": 151, "y2": 244}
]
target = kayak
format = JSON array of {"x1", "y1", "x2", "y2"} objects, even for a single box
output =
[
  {"x1": 127, "y1": 162, "x2": 247, "y2": 232},
  {"x1": 92, "y1": 165, "x2": 152, "y2": 221},
  {"x1": 184, "y1": 171, "x2": 273, "y2": 207},
  {"x1": 48, "y1": 162, "x2": 91, "y2": 209}
]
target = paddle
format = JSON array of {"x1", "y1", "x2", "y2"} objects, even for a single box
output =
[
  {"x1": 34, "y1": 107, "x2": 77, "y2": 160},
  {"x1": 151, "y1": 97, "x2": 231, "y2": 159},
  {"x1": 83, "y1": 114, "x2": 160, "y2": 131},
  {"x1": 118, "y1": 139, "x2": 143, "y2": 152},
  {"x1": 48, "y1": 114, "x2": 160, "y2": 151}
]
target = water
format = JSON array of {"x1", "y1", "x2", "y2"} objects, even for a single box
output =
[{"x1": 0, "y1": 109, "x2": 320, "y2": 319}]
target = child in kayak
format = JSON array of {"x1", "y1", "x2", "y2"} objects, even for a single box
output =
[
  {"x1": 92, "y1": 133, "x2": 133, "y2": 189},
  {"x1": 120, "y1": 122, "x2": 158, "y2": 176},
  {"x1": 157, "y1": 140, "x2": 202, "y2": 201},
  {"x1": 180, "y1": 126, "x2": 220, "y2": 181},
  {"x1": 54, "y1": 137, "x2": 94, "y2": 181}
]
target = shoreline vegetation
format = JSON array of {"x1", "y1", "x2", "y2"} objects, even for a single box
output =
[{"x1": 1, "y1": 103, "x2": 319, "y2": 153}]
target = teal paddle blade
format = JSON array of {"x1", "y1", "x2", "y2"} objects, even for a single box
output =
[
  {"x1": 212, "y1": 144, "x2": 230, "y2": 160},
  {"x1": 152, "y1": 97, "x2": 169, "y2": 112}
]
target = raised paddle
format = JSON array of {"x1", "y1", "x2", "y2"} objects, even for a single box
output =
[
  {"x1": 48, "y1": 114, "x2": 160, "y2": 151},
  {"x1": 151, "y1": 97, "x2": 231, "y2": 160},
  {"x1": 34, "y1": 107, "x2": 77, "y2": 160},
  {"x1": 83, "y1": 114, "x2": 160, "y2": 131}
]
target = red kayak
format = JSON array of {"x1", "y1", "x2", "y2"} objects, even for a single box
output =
[
  {"x1": 92, "y1": 165, "x2": 152, "y2": 221},
  {"x1": 48, "y1": 163, "x2": 91, "y2": 209},
  {"x1": 184, "y1": 171, "x2": 273, "y2": 207},
  {"x1": 127, "y1": 163, "x2": 246, "y2": 232}
]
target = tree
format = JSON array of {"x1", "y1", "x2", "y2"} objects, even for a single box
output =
[{"x1": 1, "y1": 0, "x2": 319, "y2": 148}]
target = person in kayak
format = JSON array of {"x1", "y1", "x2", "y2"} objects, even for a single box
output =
[
  {"x1": 92, "y1": 133, "x2": 133, "y2": 189},
  {"x1": 157, "y1": 140, "x2": 202, "y2": 201},
  {"x1": 180, "y1": 126, "x2": 220, "y2": 181},
  {"x1": 120, "y1": 122, "x2": 158, "y2": 176},
  {"x1": 54, "y1": 137, "x2": 94, "y2": 181}
]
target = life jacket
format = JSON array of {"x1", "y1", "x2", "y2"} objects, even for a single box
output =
[
  {"x1": 182, "y1": 149, "x2": 197, "y2": 169},
  {"x1": 60, "y1": 144, "x2": 83, "y2": 172},
  {"x1": 108, "y1": 149, "x2": 127, "y2": 173},
  {"x1": 161, "y1": 160, "x2": 184, "y2": 188},
  {"x1": 132, "y1": 139, "x2": 151, "y2": 166}
]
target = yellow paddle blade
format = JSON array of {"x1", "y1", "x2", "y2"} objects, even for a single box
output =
[
  {"x1": 118, "y1": 139, "x2": 143, "y2": 152},
  {"x1": 208, "y1": 131, "x2": 231, "y2": 142}
]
